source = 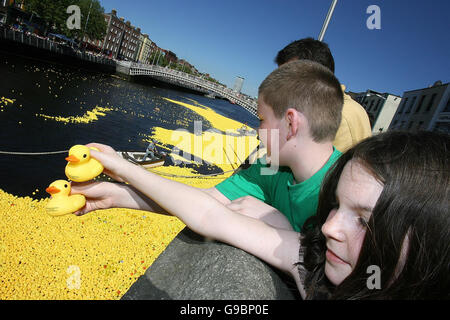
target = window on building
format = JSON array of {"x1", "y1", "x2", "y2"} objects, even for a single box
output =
[
  {"x1": 407, "y1": 121, "x2": 414, "y2": 129},
  {"x1": 432, "y1": 122, "x2": 450, "y2": 135},
  {"x1": 425, "y1": 93, "x2": 437, "y2": 112},
  {"x1": 415, "y1": 95, "x2": 426, "y2": 113},
  {"x1": 374, "y1": 100, "x2": 381, "y2": 112},
  {"x1": 418, "y1": 121, "x2": 424, "y2": 130},
  {"x1": 443, "y1": 97, "x2": 450, "y2": 113},
  {"x1": 405, "y1": 96, "x2": 416, "y2": 113},
  {"x1": 398, "y1": 98, "x2": 408, "y2": 114}
]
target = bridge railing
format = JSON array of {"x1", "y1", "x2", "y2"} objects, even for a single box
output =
[
  {"x1": 129, "y1": 62, "x2": 257, "y2": 109},
  {"x1": 119, "y1": 61, "x2": 257, "y2": 114},
  {"x1": 1, "y1": 26, "x2": 116, "y2": 67}
]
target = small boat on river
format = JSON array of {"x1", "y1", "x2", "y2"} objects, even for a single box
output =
[
  {"x1": 94, "y1": 152, "x2": 166, "y2": 182},
  {"x1": 118, "y1": 151, "x2": 166, "y2": 169}
]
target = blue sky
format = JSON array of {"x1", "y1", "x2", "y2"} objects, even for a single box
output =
[{"x1": 100, "y1": 0, "x2": 450, "y2": 98}]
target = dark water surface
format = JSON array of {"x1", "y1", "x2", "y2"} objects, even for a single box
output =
[{"x1": 0, "y1": 52, "x2": 258, "y2": 198}]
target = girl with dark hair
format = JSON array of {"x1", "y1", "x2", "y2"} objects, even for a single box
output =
[
  {"x1": 301, "y1": 130, "x2": 449, "y2": 299},
  {"x1": 73, "y1": 131, "x2": 449, "y2": 299}
]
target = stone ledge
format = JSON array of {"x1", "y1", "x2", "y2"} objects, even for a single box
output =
[{"x1": 122, "y1": 227, "x2": 300, "y2": 300}]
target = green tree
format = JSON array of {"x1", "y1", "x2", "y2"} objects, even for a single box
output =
[
  {"x1": 24, "y1": 0, "x2": 106, "y2": 41},
  {"x1": 149, "y1": 50, "x2": 169, "y2": 66},
  {"x1": 76, "y1": 0, "x2": 107, "y2": 41}
]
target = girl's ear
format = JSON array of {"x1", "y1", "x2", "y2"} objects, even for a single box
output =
[{"x1": 285, "y1": 108, "x2": 300, "y2": 140}]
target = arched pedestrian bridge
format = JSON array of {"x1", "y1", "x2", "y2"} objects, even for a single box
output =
[{"x1": 116, "y1": 61, "x2": 258, "y2": 116}]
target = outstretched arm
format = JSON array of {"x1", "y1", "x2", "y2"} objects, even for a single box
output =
[
  {"x1": 85, "y1": 143, "x2": 306, "y2": 298},
  {"x1": 71, "y1": 181, "x2": 171, "y2": 216}
]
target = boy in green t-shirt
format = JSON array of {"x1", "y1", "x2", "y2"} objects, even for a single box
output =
[
  {"x1": 211, "y1": 60, "x2": 343, "y2": 232},
  {"x1": 72, "y1": 60, "x2": 344, "y2": 233}
]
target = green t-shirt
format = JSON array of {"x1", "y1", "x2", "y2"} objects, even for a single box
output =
[{"x1": 215, "y1": 149, "x2": 342, "y2": 232}]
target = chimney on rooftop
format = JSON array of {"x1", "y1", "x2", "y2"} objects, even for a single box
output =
[
  {"x1": 111, "y1": 9, "x2": 117, "y2": 16},
  {"x1": 433, "y1": 80, "x2": 443, "y2": 87}
]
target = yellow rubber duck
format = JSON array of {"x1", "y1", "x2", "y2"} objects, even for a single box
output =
[
  {"x1": 45, "y1": 180, "x2": 86, "y2": 216},
  {"x1": 65, "y1": 145, "x2": 104, "y2": 182}
]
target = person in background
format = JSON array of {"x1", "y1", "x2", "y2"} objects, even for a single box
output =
[
  {"x1": 143, "y1": 139, "x2": 157, "y2": 160},
  {"x1": 275, "y1": 37, "x2": 372, "y2": 153}
]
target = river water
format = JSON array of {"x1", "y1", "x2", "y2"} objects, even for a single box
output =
[{"x1": 0, "y1": 52, "x2": 258, "y2": 198}]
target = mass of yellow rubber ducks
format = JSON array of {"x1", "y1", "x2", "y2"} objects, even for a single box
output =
[
  {"x1": 1, "y1": 60, "x2": 259, "y2": 299},
  {"x1": 1, "y1": 96, "x2": 15, "y2": 112},
  {"x1": 1, "y1": 96, "x2": 14, "y2": 105}
]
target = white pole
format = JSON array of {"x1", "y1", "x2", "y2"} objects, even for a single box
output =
[
  {"x1": 318, "y1": 0, "x2": 338, "y2": 42},
  {"x1": 82, "y1": 0, "x2": 93, "y2": 49}
]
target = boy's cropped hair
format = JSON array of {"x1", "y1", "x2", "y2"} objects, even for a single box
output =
[
  {"x1": 275, "y1": 37, "x2": 335, "y2": 73},
  {"x1": 258, "y1": 59, "x2": 343, "y2": 143}
]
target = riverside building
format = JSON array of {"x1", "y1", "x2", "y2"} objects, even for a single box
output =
[
  {"x1": 136, "y1": 33, "x2": 153, "y2": 64},
  {"x1": 353, "y1": 90, "x2": 402, "y2": 134},
  {"x1": 101, "y1": 9, "x2": 141, "y2": 61},
  {"x1": 388, "y1": 81, "x2": 450, "y2": 134},
  {"x1": 233, "y1": 76, "x2": 244, "y2": 93}
]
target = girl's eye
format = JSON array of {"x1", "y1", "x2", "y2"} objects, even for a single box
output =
[
  {"x1": 330, "y1": 199, "x2": 339, "y2": 210},
  {"x1": 358, "y1": 217, "x2": 369, "y2": 228}
]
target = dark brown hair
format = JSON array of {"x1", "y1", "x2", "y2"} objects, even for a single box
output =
[
  {"x1": 275, "y1": 37, "x2": 335, "y2": 73},
  {"x1": 300, "y1": 130, "x2": 450, "y2": 299},
  {"x1": 258, "y1": 60, "x2": 343, "y2": 143}
]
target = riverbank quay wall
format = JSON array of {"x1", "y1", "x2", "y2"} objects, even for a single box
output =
[{"x1": 0, "y1": 26, "x2": 116, "y2": 74}]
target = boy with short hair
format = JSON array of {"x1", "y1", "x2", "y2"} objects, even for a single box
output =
[
  {"x1": 212, "y1": 59, "x2": 343, "y2": 231},
  {"x1": 275, "y1": 38, "x2": 372, "y2": 152}
]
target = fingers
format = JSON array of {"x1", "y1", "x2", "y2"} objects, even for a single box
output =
[
  {"x1": 103, "y1": 169, "x2": 125, "y2": 183},
  {"x1": 86, "y1": 142, "x2": 116, "y2": 153},
  {"x1": 73, "y1": 207, "x2": 87, "y2": 216},
  {"x1": 89, "y1": 147, "x2": 124, "y2": 164},
  {"x1": 70, "y1": 181, "x2": 108, "y2": 197},
  {"x1": 225, "y1": 202, "x2": 242, "y2": 212},
  {"x1": 88, "y1": 148, "x2": 108, "y2": 162}
]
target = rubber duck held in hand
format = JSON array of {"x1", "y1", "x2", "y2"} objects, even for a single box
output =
[
  {"x1": 65, "y1": 145, "x2": 104, "y2": 182},
  {"x1": 45, "y1": 180, "x2": 86, "y2": 216}
]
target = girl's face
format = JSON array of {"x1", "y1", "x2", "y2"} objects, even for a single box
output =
[{"x1": 321, "y1": 160, "x2": 383, "y2": 285}]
